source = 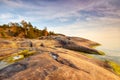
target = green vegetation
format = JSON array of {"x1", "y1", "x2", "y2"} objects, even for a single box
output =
[
  {"x1": 0, "y1": 20, "x2": 56, "y2": 38},
  {"x1": 106, "y1": 60, "x2": 120, "y2": 76},
  {"x1": 3, "y1": 55, "x2": 24, "y2": 63},
  {"x1": 18, "y1": 50, "x2": 36, "y2": 57},
  {"x1": 97, "y1": 50, "x2": 105, "y2": 55},
  {"x1": 2, "y1": 50, "x2": 36, "y2": 63},
  {"x1": 87, "y1": 50, "x2": 105, "y2": 55}
]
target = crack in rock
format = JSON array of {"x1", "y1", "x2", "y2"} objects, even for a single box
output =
[{"x1": 49, "y1": 52, "x2": 90, "y2": 74}]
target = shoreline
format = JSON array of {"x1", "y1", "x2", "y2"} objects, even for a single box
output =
[{"x1": 0, "y1": 35, "x2": 120, "y2": 79}]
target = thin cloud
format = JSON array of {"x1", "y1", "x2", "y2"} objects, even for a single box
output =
[{"x1": 0, "y1": 0, "x2": 120, "y2": 28}]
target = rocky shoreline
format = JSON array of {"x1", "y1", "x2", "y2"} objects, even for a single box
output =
[{"x1": 0, "y1": 35, "x2": 119, "y2": 80}]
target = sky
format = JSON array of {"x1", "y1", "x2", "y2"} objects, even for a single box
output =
[{"x1": 0, "y1": 0, "x2": 120, "y2": 50}]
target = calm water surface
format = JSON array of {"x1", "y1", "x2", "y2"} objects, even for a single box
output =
[{"x1": 82, "y1": 27, "x2": 120, "y2": 64}]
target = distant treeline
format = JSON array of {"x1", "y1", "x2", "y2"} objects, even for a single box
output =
[{"x1": 0, "y1": 20, "x2": 56, "y2": 38}]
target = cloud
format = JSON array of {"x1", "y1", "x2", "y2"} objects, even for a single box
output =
[
  {"x1": 0, "y1": 0, "x2": 120, "y2": 49},
  {"x1": 48, "y1": 16, "x2": 120, "y2": 36},
  {"x1": 0, "y1": 0, "x2": 120, "y2": 28},
  {"x1": 0, "y1": 13, "x2": 13, "y2": 19},
  {"x1": 0, "y1": 13, "x2": 32, "y2": 24},
  {"x1": 1, "y1": 0, "x2": 24, "y2": 8}
]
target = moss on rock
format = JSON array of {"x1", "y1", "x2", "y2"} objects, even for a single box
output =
[
  {"x1": 2, "y1": 50, "x2": 36, "y2": 63},
  {"x1": 107, "y1": 60, "x2": 120, "y2": 76}
]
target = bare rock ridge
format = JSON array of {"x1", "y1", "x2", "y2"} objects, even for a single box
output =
[
  {"x1": 52, "y1": 36, "x2": 103, "y2": 55},
  {"x1": 0, "y1": 35, "x2": 103, "y2": 59},
  {"x1": 0, "y1": 35, "x2": 119, "y2": 80}
]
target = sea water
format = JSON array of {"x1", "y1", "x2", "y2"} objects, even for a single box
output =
[
  {"x1": 93, "y1": 46, "x2": 120, "y2": 64},
  {"x1": 75, "y1": 27, "x2": 120, "y2": 64}
]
